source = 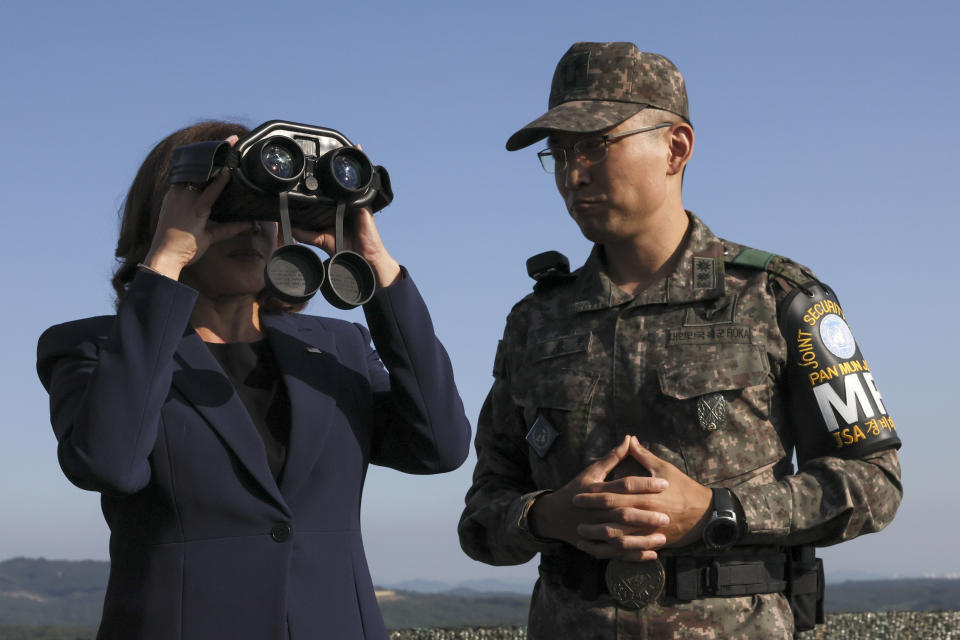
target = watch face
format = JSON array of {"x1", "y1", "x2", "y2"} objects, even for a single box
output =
[{"x1": 705, "y1": 518, "x2": 739, "y2": 549}]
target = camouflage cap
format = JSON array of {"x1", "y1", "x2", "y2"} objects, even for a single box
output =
[{"x1": 506, "y1": 42, "x2": 690, "y2": 151}]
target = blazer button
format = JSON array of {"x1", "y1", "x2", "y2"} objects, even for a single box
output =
[{"x1": 270, "y1": 523, "x2": 292, "y2": 542}]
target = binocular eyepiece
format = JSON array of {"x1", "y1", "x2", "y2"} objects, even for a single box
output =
[{"x1": 167, "y1": 121, "x2": 394, "y2": 309}]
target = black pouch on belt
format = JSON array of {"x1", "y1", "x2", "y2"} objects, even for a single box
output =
[{"x1": 787, "y1": 546, "x2": 824, "y2": 631}]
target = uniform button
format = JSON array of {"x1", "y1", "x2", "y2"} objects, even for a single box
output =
[{"x1": 270, "y1": 523, "x2": 292, "y2": 542}]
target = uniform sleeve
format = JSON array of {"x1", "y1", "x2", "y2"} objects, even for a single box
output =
[
  {"x1": 733, "y1": 448, "x2": 901, "y2": 547},
  {"x1": 361, "y1": 270, "x2": 471, "y2": 474},
  {"x1": 731, "y1": 267, "x2": 903, "y2": 546},
  {"x1": 458, "y1": 323, "x2": 565, "y2": 566},
  {"x1": 36, "y1": 270, "x2": 198, "y2": 495}
]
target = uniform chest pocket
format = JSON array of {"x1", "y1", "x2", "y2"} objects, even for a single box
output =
[
  {"x1": 655, "y1": 344, "x2": 784, "y2": 486},
  {"x1": 511, "y1": 367, "x2": 598, "y2": 422},
  {"x1": 512, "y1": 332, "x2": 597, "y2": 412}
]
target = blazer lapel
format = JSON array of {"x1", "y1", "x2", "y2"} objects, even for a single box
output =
[
  {"x1": 172, "y1": 329, "x2": 291, "y2": 516},
  {"x1": 261, "y1": 314, "x2": 340, "y2": 499}
]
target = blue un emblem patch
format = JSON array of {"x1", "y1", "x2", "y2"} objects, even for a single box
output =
[{"x1": 526, "y1": 413, "x2": 559, "y2": 458}]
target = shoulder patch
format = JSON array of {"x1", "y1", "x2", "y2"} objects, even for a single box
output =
[
  {"x1": 727, "y1": 247, "x2": 778, "y2": 271},
  {"x1": 779, "y1": 281, "x2": 901, "y2": 461},
  {"x1": 722, "y1": 240, "x2": 819, "y2": 292}
]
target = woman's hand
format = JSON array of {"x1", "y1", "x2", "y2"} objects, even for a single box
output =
[
  {"x1": 142, "y1": 135, "x2": 254, "y2": 281},
  {"x1": 292, "y1": 142, "x2": 401, "y2": 288},
  {"x1": 292, "y1": 206, "x2": 401, "y2": 288}
]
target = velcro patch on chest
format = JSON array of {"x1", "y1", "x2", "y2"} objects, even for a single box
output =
[
  {"x1": 683, "y1": 295, "x2": 738, "y2": 326},
  {"x1": 526, "y1": 413, "x2": 559, "y2": 458},
  {"x1": 531, "y1": 332, "x2": 592, "y2": 362}
]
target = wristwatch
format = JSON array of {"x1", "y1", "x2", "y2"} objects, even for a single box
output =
[{"x1": 702, "y1": 488, "x2": 741, "y2": 551}]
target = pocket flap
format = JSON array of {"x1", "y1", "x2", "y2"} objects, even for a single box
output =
[
  {"x1": 658, "y1": 346, "x2": 769, "y2": 399},
  {"x1": 512, "y1": 368, "x2": 598, "y2": 411},
  {"x1": 530, "y1": 332, "x2": 593, "y2": 362}
]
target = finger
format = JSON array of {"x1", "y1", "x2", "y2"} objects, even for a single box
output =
[
  {"x1": 163, "y1": 183, "x2": 198, "y2": 203},
  {"x1": 583, "y1": 436, "x2": 632, "y2": 482},
  {"x1": 225, "y1": 134, "x2": 239, "y2": 147},
  {"x1": 575, "y1": 532, "x2": 667, "y2": 559},
  {"x1": 345, "y1": 207, "x2": 374, "y2": 236},
  {"x1": 577, "y1": 506, "x2": 669, "y2": 529},
  {"x1": 621, "y1": 550, "x2": 660, "y2": 562},
  {"x1": 353, "y1": 206, "x2": 375, "y2": 222},
  {"x1": 291, "y1": 227, "x2": 328, "y2": 244},
  {"x1": 292, "y1": 227, "x2": 335, "y2": 254},
  {"x1": 577, "y1": 475, "x2": 669, "y2": 497},
  {"x1": 196, "y1": 169, "x2": 231, "y2": 209},
  {"x1": 576, "y1": 522, "x2": 639, "y2": 540},
  {"x1": 629, "y1": 437, "x2": 671, "y2": 476},
  {"x1": 571, "y1": 492, "x2": 658, "y2": 522},
  {"x1": 577, "y1": 510, "x2": 669, "y2": 538},
  {"x1": 573, "y1": 492, "x2": 642, "y2": 510},
  {"x1": 572, "y1": 495, "x2": 670, "y2": 526}
]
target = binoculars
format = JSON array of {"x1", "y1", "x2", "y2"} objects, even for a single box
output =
[{"x1": 167, "y1": 121, "x2": 394, "y2": 308}]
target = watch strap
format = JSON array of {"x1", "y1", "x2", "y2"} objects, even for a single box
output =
[{"x1": 712, "y1": 487, "x2": 735, "y2": 515}]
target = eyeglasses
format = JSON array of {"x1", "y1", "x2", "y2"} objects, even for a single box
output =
[{"x1": 537, "y1": 122, "x2": 674, "y2": 174}]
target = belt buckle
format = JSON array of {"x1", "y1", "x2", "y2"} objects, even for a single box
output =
[{"x1": 604, "y1": 558, "x2": 665, "y2": 610}]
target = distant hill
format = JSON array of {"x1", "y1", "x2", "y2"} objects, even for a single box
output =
[
  {"x1": 825, "y1": 578, "x2": 960, "y2": 612},
  {"x1": 377, "y1": 590, "x2": 529, "y2": 629},
  {"x1": 0, "y1": 558, "x2": 107, "y2": 627},
  {"x1": 2, "y1": 557, "x2": 959, "y2": 630}
]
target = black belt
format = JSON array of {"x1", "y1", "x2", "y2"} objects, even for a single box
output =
[
  {"x1": 667, "y1": 552, "x2": 787, "y2": 599},
  {"x1": 540, "y1": 548, "x2": 788, "y2": 605}
]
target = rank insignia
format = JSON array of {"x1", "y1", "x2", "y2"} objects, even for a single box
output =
[
  {"x1": 697, "y1": 393, "x2": 725, "y2": 431},
  {"x1": 526, "y1": 413, "x2": 559, "y2": 458},
  {"x1": 693, "y1": 256, "x2": 717, "y2": 290}
]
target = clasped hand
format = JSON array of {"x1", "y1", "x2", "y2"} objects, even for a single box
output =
[{"x1": 530, "y1": 436, "x2": 713, "y2": 562}]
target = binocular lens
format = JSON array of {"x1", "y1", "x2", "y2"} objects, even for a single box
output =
[
  {"x1": 241, "y1": 136, "x2": 305, "y2": 192},
  {"x1": 315, "y1": 148, "x2": 373, "y2": 201},
  {"x1": 262, "y1": 144, "x2": 297, "y2": 179},
  {"x1": 333, "y1": 155, "x2": 362, "y2": 189}
]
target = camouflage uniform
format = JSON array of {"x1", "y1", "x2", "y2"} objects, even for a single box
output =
[{"x1": 458, "y1": 214, "x2": 902, "y2": 639}]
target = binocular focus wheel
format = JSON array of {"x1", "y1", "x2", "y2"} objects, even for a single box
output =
[{"x1": 264, "y1": 245, "x2": 325, "y2": 304}]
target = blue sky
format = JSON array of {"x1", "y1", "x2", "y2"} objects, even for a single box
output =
[{"x1": 1, "y1": 0, "x2": 957, "y2": 588}]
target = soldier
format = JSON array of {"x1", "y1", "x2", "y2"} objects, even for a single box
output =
[{"x1": 458, "y1": 42, "x2": 902, "y2": 639}]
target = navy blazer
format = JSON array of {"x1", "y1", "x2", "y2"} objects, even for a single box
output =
[{"x1": 37, "y1": 270, "x2": 471, "y2": 640}]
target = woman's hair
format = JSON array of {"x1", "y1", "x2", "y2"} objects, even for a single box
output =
[{"x1": 113, "y1": 120, "x2": 304, "y2": 313}]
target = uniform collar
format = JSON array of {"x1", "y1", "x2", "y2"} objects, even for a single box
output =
[{"x1": 571, "y1": 212, "x2": 726, "y2": 313}]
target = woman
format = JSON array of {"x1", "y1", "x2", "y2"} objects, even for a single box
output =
[{"x1": 36, "y1": 121, "x2": 471, "y2": 639}]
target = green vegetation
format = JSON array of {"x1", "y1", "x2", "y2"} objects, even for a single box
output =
[
  {"x1": 3, "y1": 558, "x2": 960, "y2": 638},
  {"x1": 4, "y1": 614, "x2": 960, "y2": 639}
]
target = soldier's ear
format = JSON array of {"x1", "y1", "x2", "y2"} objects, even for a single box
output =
[{"x1": 666, "y1": 123, "x2": 693, "y2": 177}]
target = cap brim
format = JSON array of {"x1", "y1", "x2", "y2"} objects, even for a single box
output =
[{"x1": 505, "y1": 101, "x2": 647, "y2": 151}]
